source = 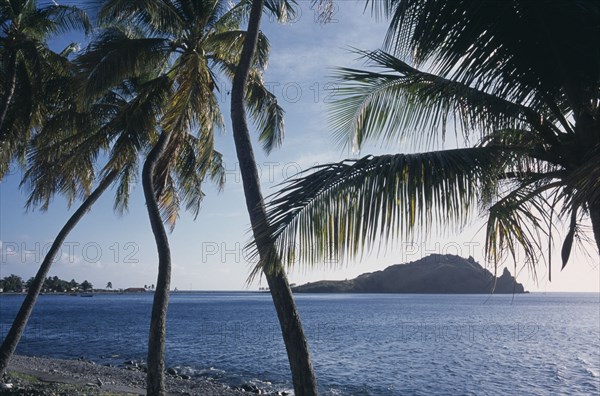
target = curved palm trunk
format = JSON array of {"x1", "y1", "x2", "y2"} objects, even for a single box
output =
[
  {"x1": 0, "y1": 170, "x2": 118, "y2": 378},
  {"x1": 589, "y1": 201, "x2": 600, "y2": 256},
  {"x1": 230, "y1": 1, "x2": 317, "y2": 394},
  {"x1": 143, "y1": 132, "x2": 171, "y2": 396},
  {"x1": 0, "y1": 52, "x2": 18, "y2": 132}
]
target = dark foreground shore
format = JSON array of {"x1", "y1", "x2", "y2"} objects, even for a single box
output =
[{"x1": 1, "y1": 355, "x2": 258, "y2": 395}]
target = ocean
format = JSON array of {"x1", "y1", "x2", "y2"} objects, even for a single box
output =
[{"x1": 0, "y1": 292, "x2": 598, "y2": 395}]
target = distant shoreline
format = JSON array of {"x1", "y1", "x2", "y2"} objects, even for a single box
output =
[{"x1": 0, "y1": 290, "x2": 270, "y2": 296}]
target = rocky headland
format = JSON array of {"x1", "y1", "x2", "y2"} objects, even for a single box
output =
[{"x1": 292, "y1": 254, "x2": 526, "y2": 294}]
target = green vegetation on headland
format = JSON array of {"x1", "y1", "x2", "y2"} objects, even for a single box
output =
[{"x1": 292, "y1": 255, "x2": 526, "y2": 294}]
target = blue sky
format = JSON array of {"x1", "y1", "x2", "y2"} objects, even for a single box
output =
[{"x1": 0, "y1": 1, "x2": 598, "y2": 292}]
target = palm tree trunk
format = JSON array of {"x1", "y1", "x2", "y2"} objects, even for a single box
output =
[
  {"x1": 589, "y1": 201, "x2": 600, "y2": 256},
  {"x1": 0, "y1": 52, "x2": 18, "y2": 132},
  {"x1": 0, "y1": 170, "x2": 118, "y2": 378},
  {"x1": 143, "y1": 132, "x2": 171, "y2": 396},
  {"x1": 230, "y1": 1, "x2": 318, "y2": 395}
]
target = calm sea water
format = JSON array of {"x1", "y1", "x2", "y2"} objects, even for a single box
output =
[{"x1": 0, "y1": 292, "x2": 598, "y2": 395}]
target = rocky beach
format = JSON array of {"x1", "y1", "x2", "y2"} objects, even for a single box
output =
[{"x1": 1, "y1": 355, "x2": 274, "y2": 395}]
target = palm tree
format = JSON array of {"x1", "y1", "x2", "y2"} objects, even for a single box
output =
[
  {"x1": 0, "y1": 0, "x2": 90, "y2": 175},
  {"x1": 142, "y1": 131, "x2": 172, "y2": 396},
  {"x1": 230, "y1": 0, "x2": 317, "y2": 394},
  {"x1": 106, "y1": 282, "x2": 113, "y2": 289},
  {"x1": 80, "y1": 280, "x2": 93, "y2": 291},
  {"x1": 0, "y1": 7, "x2": 100, "y2": 376},
  {"x1": 83, "y1": 1, "x2": 287, "y2": 393},
  {"x1": 258, "y1": 0, "x2": 600, "y2": 281}
]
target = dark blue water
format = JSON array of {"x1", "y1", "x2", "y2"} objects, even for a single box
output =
[{"x1": 0, "y1": 292, "x2": 598, "y2": 395}]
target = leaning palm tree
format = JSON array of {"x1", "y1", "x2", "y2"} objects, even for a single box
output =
[
  {"x1": 0, "y1": 75, "x2": 123, "y2": 378},
  {"x1": 0, "y1": 2, "x2": 91, "y2": 377},
  {"x1": 230, "y1": 0, "x2": 318, "y2": 394},
  {"x1": 258, "y1": 0, "x2": 599, "y2": 284},
  {"x1": 0, "y1": 0, "x2": 90, "y2": 170},
  {"x1": 82, "y1": 1, "x2": 288, "y2": 393}
]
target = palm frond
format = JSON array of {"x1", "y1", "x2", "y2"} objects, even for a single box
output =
[
  {"x1": 214, "y1": 59, "x2": 283, "y2": 152},
  {"x1": 100, "y1": 78, "x2": 171, "y2": 184},
  {"x1": 310, "y1": 0, "x2": 334, "y2": 24},
  {"x1": 112, "y1": 161, "x2": 139, "y2": 216},
  {"x1": 0, "y1": 60, "x2": 40, "y2": 177},
  {"x1": 206, "y1": 149, "x2": 225, "y2": 190},
  {"x1": 222, "y1": 0, "x2": 297, "y2": 25},
  {"x1": 152, "y1": 132, "x2": 224, "y2": 228},
  {"x1": 265, "y1": 0, "x2": 298, "y2": 23},
  {"x1": 330, "y1": 50, "x2": 536, "y2": 151},
  {"x1": 366, "y1": 0, "x2": 600, "y2": 115},
  {"x1": 157, "y1": 171, "x2": 181, "y2": 229},
  {"x1": 22, "y1": 94, "x2": 117, "y2": 210},
  {"x1": 76, "y1": 26, "x2": 170, "y2": 101},
  {"x1": 161, "y1": 51, "x2": 223, "y2": 136},
  {"x1": 207, "y1": 30, "x2": 270, "y2": 72},
  {"x1": 484, "y1": 183, "x2": 562, "y2": 279},
  {"x1": 256, "y1": 146, "x2": 512, "y2": 269},
  {"x1": 99, "y1": 0, "x2": 185, "y2": 36},
  {"x1": 565, "y1": 146, "x2": 600, "y2": 210},
  {"x1": 211, "y1": 0, "x2": 249, "y2": 29},
  {"x1": 245, "y1": 69, "x2": 285, "y2": 153},
  {"x1": 27, "y1": 4, "x2": 92, "y2": 36}
]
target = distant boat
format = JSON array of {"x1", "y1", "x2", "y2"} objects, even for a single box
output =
[{"x1": 79, "y1": 292, "x2": 94, "y2": 297}]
